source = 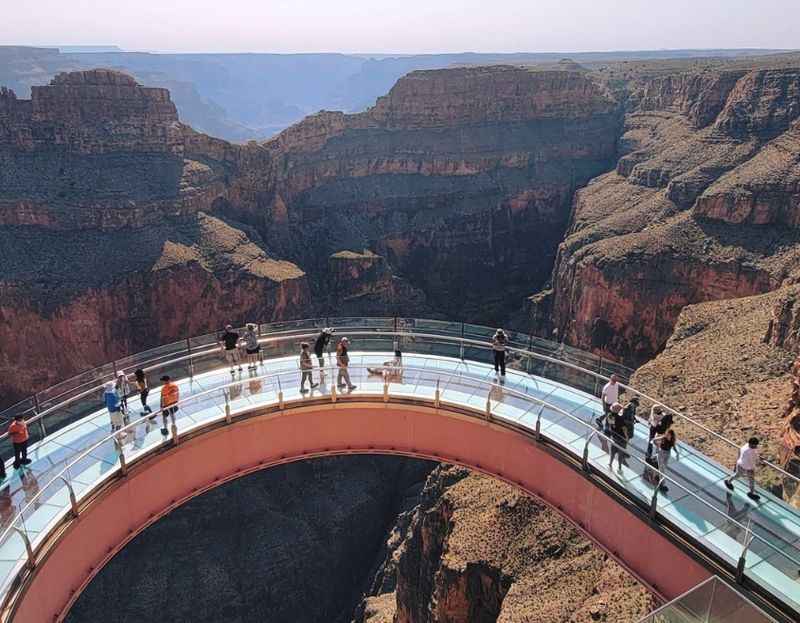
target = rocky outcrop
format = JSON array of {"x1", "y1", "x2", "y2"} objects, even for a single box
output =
[
  {"x1": 327, "y1": 250, "x2": 430, "y2": 317},
  {"x1": 535, "y1": 64, "x2": 800, "y2": 365},
  {"x1": 356, "y1": 466, "x2": 653, "y2": 623}
]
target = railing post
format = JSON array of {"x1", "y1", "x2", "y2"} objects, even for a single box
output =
[
  {"x1": 224, "y1": 390, "x2": 232, "y2": 424},
  {"x1": 331, "y1": 381, "x2": 337, "y2": 403},
  {"x1": 434, "y1": 379, "x2": 440, "y2": 408},
  {"x1": 383, "y1": 379, "x2": 389, "y2": 403},
  {"x1": 112, "y1": 359, "x2": 118, "y2": 378},
  {"x1": 12, "y1": 527, "x2": 34, "y2": 571},
  {"x1": 186, "y1": 338, "x2": 195, "y2": 379},
  {"x1": 582, "y1": 430, "x2": 596, "y2": 471},
  {"x1": 38, "y1": 418, "x2": 46, "y2": 440},
  {"x1": 459, "y1": 323, "x2": 465, "y2": 360},
  {"x1": 485, "y1": 394, "x2": 492, "y2": 420},
  {"x1": 649, "y1": 479, "x2": 662, "y2": 519},
  {"x1": 736, "y1": 519, "x2": 754, "y2": 585},
  {"x1": 117, "y1": 443, "x2": 128, "y2": 476},
  {"x1": 58, "y1": 476, "x2": 80, "y2": 518},
  {"x1": 277, "y1": 376, "x2": 284, "y2": 410},
  {"x1": 527, "y1": 334, "x2": 534, "y2": 374},
  {"x1": 534, "y1": 411, "x2": 542, "y2": 440}
]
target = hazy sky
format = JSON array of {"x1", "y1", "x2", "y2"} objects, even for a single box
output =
[{"x1": 3, "y1": 0, "x2": 798, "y2": 54}]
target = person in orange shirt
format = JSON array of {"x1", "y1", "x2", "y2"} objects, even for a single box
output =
[
  {"x1": 8, "y1": 414, "x2": 31, "y2": 469},
  {"x1": 159, "y1": 375, "x2": 180, "y2": 436}
]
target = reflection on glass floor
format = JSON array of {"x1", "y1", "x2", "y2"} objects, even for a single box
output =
[{"x1": 0, "y1": 352, "x2": 799, "y2": 614}]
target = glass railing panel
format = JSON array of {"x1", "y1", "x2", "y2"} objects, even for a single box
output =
[{"x1": 259, "y1": 318, "x2": 326, "y2": 335}]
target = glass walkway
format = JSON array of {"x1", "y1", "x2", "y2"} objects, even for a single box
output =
[{"x1": 0, "y1": 318, "x2": 798, "y2": 618}]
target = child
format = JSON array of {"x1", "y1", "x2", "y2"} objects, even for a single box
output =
[
  {"x1": 8, "y1": 414, "x2": 31, "y2": 469},
  {"x1": 299, "y1": 342, "x2": 318, "y2": 393}
]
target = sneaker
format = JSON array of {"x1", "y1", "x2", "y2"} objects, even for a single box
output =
[
  {"x1": 747, "y1": 492, "x2": 761, "y2": 502},
  {"x1": 348, "y1": 385, "x2": 357, "y2": 390},
  {"x1": 660, "y1": 484, "x2": 669, "y2": 493},
  {"x1": 311, "y1": 383, "x2": 319, "y2": 388},
  {"x1": 724, "y1": 480, "x2": 734, "y2": 491},
  {"x1": 161, "y1": 428, "x2": 168, "y2": 436},
  {"x1": 21, "y1": 458, "x2": 31, "y2": 465},
  {"x1": 300, "y1": 388, "x2": 309, "y2": 394}
]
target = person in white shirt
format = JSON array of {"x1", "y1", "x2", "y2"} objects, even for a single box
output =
[
  {"x1": 598, "y1": 374, "x2": 620, "y2": 427},
  {"x1": 725, "y1": 437, "x2": 761, "y2": 501}
]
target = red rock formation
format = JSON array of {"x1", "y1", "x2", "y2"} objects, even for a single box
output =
[
  {"x1": 253, "y1": 66, "x2": 621, "y2": 321},
  {"x1": 0, "y1": 71, "x2": 308, "y2": 404},
  {"x1": 535, "y1": 64, "x2": 800, "y2": 365}
]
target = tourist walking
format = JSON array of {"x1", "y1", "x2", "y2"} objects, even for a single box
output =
[
  {"x1": 299, "y1": 342, "x2": 319, "y2": 393},
  {"x1": 220, "y1": 324, "x2": 243, "y2": 373},
  {"x1": 314, "y1": 328, "x2": 334, "y2": 371},
  {"x1": 104, "y1": 381, "x2": 125, "y2": 432},
  {"x1": 336, "y1": 337, "x2": 356, "y2": 391},
  {"x1": 492, "y1": 329, "x2": 508, "y2": 377},
  {"x1": 598, "y1": 374, "x2": 620, "y2": 428},
  {"x1": 8, "y1": 414, "x2": 31, "y2": 470},
  {"x1": 652, "y1": 428, "x2": 680, "y2": 491},
  {"x1": 134, "y1": 369, "x2": 153, "y2": 415},
  {"x1": 159, "y1": 375, "x2": 180, "y2": 436},
  {"x1": 725, "y1": 437, "x2": 761, "y2": 501},
  {"x1": 242, "y1": 323, "x2": 260, "y2": 370},
  {"x1": 116, "y1": 370, "x2": 131, "y2": 413}
]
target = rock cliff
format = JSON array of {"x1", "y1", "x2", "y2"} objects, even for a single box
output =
[
  {"x1": 0, "y1": 64, "x2": 623, "y2": 403},
  {"x1": 355, "y1": 466, "x2": 653, "y2": 623},
  {"x1": 534, "y1": 63, "x2": 800, "y2": 365},
  {"x1": 254, "y1": 66, "x2": 622, "y2": 322},
  {"x1": 0, "y1": 70, "x2": 307, "y2": 402}
]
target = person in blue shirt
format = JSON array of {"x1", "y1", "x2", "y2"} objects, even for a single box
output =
[{"x1": 104, "y1": 382, "x2": 124, "y2": 432}]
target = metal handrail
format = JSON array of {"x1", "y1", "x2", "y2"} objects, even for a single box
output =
[
  {"x1": 3, "y1": 361, "x2": 799, "y2": 592},
  {"x1": 0, "y1": 320, "x2": 795, "y2": 489}
]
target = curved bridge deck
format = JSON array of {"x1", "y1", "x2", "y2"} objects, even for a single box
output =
[{"x1": 0, "y1": 319, "x2": 798, "y2": 620}]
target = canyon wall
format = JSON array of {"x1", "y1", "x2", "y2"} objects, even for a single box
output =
[
  {"x1": 253, "y1": 66, "x2": 622, "y2": 322},
  {"x1": 0, "y1": 64, "x2": 623, "y2": 404},
  {"x1": 534, "y1": 66, "x2": 800, "y2": 365},
  {"x1": 0, "y1": 70, "x2": 308, "y2": 402}
]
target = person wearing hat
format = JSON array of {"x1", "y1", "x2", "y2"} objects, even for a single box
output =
[
  {"x1": 336, "y1": 337, "x2": 356, "y2": 391},
  {"x1": 104, "y1": 381, "x2": 124, "y2": 432},
  {"x1": 159, "y1": 375, "x2": 180, "y2": 436},
  {"x1": 220, "y1": 324, "x2": 243, "y2": 373},
  {"x1": 314, "y1": 328, "x2": 335, "y2": 372},
  {"x1": 492, "y1": 329, "x2": 508, "y2": 377},
  {"x1": 621, "y1": 395, "x2": 639, "y2": 442}
]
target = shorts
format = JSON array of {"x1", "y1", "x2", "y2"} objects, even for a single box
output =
[
  {"x1": 225, "y1": 349, "x2": 240, "y2": 363},
  {"x1": 110, "y1": 410, "x2": 124, "y2": 428},
  {"x1": 246, "y1": 346, "x2": 260, "y2": 355}
]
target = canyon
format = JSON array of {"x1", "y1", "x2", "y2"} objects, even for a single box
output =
[{"x1": 4, "y1": 51, "x2": 800, "y2": 622}]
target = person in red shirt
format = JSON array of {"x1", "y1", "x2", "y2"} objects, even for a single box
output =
[{"x1": 8, "y1": 414, "x2": 31, "y2": 469}]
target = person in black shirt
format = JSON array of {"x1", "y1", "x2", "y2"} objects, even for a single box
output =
[
  {"x1": 314, "y1": 328, "x2": 335, "y2": 373},
  {"x1": 220, "y1": 324, "x2": 242, "y2": 373},
  {"x1": 607, "y1": 402, "x2": 630, "y2": 471}
]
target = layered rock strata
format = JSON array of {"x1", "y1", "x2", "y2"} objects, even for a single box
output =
[
  {"x1": 0, "y1": 70, "x2": 307, "y2": 401},
  {"x1": 535, "y1": 66, "x2": 800, "y2": 365}
]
